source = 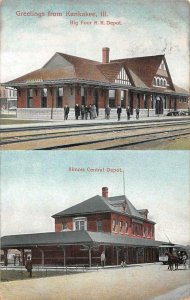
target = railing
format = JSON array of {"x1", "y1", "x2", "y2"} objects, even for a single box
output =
[{"x1": 1, "y1": 264, "x2": 100, "y2": 282}]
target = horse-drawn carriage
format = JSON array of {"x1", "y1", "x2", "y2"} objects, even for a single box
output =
[{"x1": 159, "y1": 243, "x2": 188, "y2": 270}]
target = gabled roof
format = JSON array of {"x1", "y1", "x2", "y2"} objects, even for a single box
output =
[
  {"x1": 1, "y1": 231, "x2": 162, "y2": 249},
  {"x1": 57, "y1": 53, "x2": 108, "y2": 82},
  {"x1": 52, "y1": 194, "x2": 155, "y2": 224},
  {"x1": 111, "y1": 55, "x2": 167, "y2": 87},
  {"x1": 5, "y1": 51, "x2": 188, "y2": 95}
]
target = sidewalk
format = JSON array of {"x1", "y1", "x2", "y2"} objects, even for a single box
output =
[{"x1": 0, "y1": 263, "x2": 189, "y2": 300}]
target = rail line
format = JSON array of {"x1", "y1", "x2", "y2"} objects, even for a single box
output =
[
  {"x1": 0, "y1": 120, "x2": 189, "y2": 143},
  {"x1": 0, "y1": 119, "x2": 189, "y2": 150},
  {"x1": 36, "y1": 128, "x2": 190, "y2": 150}
]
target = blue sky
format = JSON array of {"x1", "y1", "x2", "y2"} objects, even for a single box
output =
[
  {"x1": 1, "y1": 0, "x2": 189, "y2": 90},
  {"x1": 1, "y1": 150, "x2": 189, "y2": 245}
]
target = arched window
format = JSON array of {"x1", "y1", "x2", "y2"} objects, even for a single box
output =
[
  {"x1": 164, "y1": 79, "x2": 167, "y2": 86},
  {"x1": 157, "y1": 78, "x2": 160, "y2": 86}
]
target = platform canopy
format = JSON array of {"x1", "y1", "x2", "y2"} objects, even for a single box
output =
[{"x1": 1, "y1": 231, "x2": 162, "y2": 249}]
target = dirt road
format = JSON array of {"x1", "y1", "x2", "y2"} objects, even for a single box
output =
[{"x1": 0, "y1": 264, "x2": 190, "y2": 300}]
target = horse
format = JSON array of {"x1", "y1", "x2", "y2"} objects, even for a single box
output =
[{"x1": 165, "y1": 252, "x2": 179, "y2": 271}]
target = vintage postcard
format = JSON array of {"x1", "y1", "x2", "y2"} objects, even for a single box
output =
[
  {"x1": 0, "y1": 0, "x2": 190, "y2": 299},
  {"x1": 0, "y1": 0, "x2": 189, "y2": 150},
  {"x1": 0, "y1": 150, "x2": 190, "y2": 299}
]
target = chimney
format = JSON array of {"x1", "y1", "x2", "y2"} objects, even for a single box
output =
[
  {"x1": 102, "y1": 187, "x2": 108, "y2": 198},
  {"x1": 102, "y1": 47, "x2": 110, "y2": 64}
]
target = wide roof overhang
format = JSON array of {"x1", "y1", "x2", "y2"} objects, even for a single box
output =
[
  {"x1": 1, "y1": 231, "x2": 162, "y2": 249},
  {"x1": 3, "y1": 79, "x2": 189, "y2": 97}
]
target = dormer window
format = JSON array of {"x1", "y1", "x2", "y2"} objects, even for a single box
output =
[
  {"x1": 73, "y1": 217, "x2": 87, "y2": 231},
  {"x1": 153, "y1": 77, "x2": 167, "y2": 87}
]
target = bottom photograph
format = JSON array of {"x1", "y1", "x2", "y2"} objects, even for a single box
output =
[{"x1": 0, "y1": 150, "x2": 190, "y2": 300}]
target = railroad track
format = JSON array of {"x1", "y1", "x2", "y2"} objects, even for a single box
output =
[{"x1": 0, "y1": 120, "x2": 190, "y2": 150}]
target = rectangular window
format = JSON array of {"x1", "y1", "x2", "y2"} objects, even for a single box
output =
[
  {"x1": 27, "y1": 89, "x2": 33, "y2": 108},
  {"x1": 125, "y1": 222, "x2": 129, "y2": 233},
  {"x1": 62, "y1": 222, "x2": 67, "y2": 231},
  {"x1": 112, "y1": 219, "x2": 116, "y2": 231},
  {"x1": 97, "y1": 220, "x2": 103, "y2": 232},
  {"x1": 119, "y1": 221, "x2": 123, "y2": 232},
  {"x1": 41, "y1": 88, "x2": 47, "y2": 108},
  {"x1": 73, "y1": 217, "x2": 87, "y2": 231},
  {"x1": 75, "y1": 220, "x2": 85, "y2": 231},
  {"x1": 121, "y1": 90, "x2": 125, "y2": 108},
  {"x1": 57, "y1": 88, "x2": 63, "y2": 108},
  {"x1": 109, "y1": 90, "x2": 115, "y2": 108}
]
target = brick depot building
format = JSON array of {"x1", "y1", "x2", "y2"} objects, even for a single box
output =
[
  {"x1": 4, "y1": 48, "x2": 189, "y2": 119},
  {"x1": 1, "y1": 187, "x2": 162, "y2": 267}
]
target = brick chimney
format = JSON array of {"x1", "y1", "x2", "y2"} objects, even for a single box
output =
[
  {"x1": 102, "y1": 47, "x2": 110, "y2": 64},
  {"x1": 102, "y1": 186, "x2": 108, "y2": 198}
]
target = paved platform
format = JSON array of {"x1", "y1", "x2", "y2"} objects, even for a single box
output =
[
  {"x1": 0, "y1": 115, "x2": 189, "y2": 130},
  {"x1": 0, "y1": 263, "x2": 189, "y2": 300}
]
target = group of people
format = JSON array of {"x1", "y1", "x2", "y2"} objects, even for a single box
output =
[
  {"x1": 116, "y1": 105, "x2": 140, "y2": 121},
  {"x1": 64, "y1": 104, "x2": 140, "y2": 121},
  {"x1": 64, "y1": 104, "x2": 98, "y2": 120}
]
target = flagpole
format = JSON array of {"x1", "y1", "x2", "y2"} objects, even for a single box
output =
[{"x1": 123, "y1": 170, "x2": 126, "y2": 195}]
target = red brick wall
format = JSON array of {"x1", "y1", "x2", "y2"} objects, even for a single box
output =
[
  {"x1": 47, "y1": 89, "x2": 53, "y2": 108},
  {"x1": 87, "y1": 213, "x2": 111, "y2": 232},
  {"x1": 111, "y1": 213, "x2": 132, "y2": 236},
  {"x1": 98, "y1": 89, "x2": 107, "y2": 108},
  {"x1": 17, "y1": 89, "x2": 27, "y2": 108},
  {"x1": 33, "y1": 89, "x2": 41, "y2": 108},
  {"x1": 75, "y1": 86, "x2": 81, "y2": 105},
  {"x1": 55, "y1": 217, "x2": 73, "y2": 232},
  {"x1": 87, "y1": 88, "x2": 93, "y2": 105},
  {"x1": 54, "y1": 213, "x2": 154, "y2": 240}
]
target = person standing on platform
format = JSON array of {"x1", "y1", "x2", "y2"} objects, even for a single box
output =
[
  {"x1": 117, "y1": 105, "x2": 122, "y2": 121},
  {"x1": 75, "y1": 104, "x2": 80, "y2": 120},
  {"x1": 92, "y1": 104, "x2": 97, "y2": 119},
  {"x1": 101, "y1": 251, "x2": 106, "y2": 267},
  {"x1": 88, "y1": 104, "x2": 93, "y2": 120},
  {"x1": 64, "y1": 105, "x2": 70, "y2": 120},
  {"x1": 136, "y1": 107, "x2": 140, "y2": 119},
  {"x1": 126, "y1": 106, "x2": 131, "y2": 120},
  {"x1": 81, "y1": 105, "x2": 85, "y2": 120},
  {"x1": 85, "y1": 105, "x2": 89, "y2": 120},
  {"x1": 105, "y1": 105, "x2": 111, "y2": 119},
  {"x1": 25, "y1": 256, "x2": 33, "y2": 278}
]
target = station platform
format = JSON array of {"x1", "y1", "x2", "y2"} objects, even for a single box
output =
[{"x1": 0, "y1": 114, "x2": 189, "y2": 130}]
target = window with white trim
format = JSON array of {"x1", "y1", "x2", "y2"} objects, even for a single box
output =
[
  {"x1": 153, "y1": 76, "x2": 167, "y2": 87},
  {"x1": 112, "y1": 219, "x2": 117, "y2": 231},
  {"x1": 73, "y1": 217, "x2": 87, "y2": 231},
  {"x1": 41, "y1": 88, "x2": 47, "y2": 108},
  {"x1": 62, "y1": 222, "x2": 67, "y2": 231},
  {"x1": 119, "y1": 221, "x2": 123, "y2": 232},
  {"x1": 126, "y1": 222, "x2": 128, "y2": 233}
]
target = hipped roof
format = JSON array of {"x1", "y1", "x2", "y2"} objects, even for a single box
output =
[{"x1": 52, "y1": 194, "x2": 155, "y2": 224}]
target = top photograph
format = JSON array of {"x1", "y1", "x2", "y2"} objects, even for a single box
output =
[{"x1": 0, "y1": 0, "x2": 189, "y2": 150}]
